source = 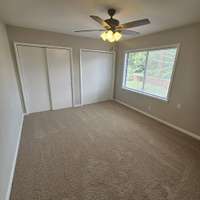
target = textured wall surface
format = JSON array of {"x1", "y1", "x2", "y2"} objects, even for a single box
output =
[
  {"x1": 0, "y1": 21, "x2": 23, "y2": 200},
  {"x1": 115, "y1": 23, "x2": 200, "y2": 136}
]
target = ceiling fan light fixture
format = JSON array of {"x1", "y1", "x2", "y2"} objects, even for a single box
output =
[
  {"x1": 107, "y1": 31, "x2": 115, "y2": 42},
  {"x1": 100, "y1": 31, "x2": 107, "y2": 41},
  {"x1": 100, "y1": 30, "x2": 122, "y2": 42},
  {"x1": 114, "y1": 31, "x2": 122, "y2": 41}
]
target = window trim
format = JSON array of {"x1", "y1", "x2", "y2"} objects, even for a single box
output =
[{"x1": 122, "y1": 44, "x2": 180, "y2": 102}]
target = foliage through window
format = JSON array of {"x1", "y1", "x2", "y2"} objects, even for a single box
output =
[{"x1": 123, "y1": 46, "x2": 178, "y2": 100}]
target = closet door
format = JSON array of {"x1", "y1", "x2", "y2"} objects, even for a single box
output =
[
  {"x1": 17, "y1": 45, "x2": 51, "y2": 113},
  {"x1": 81, "y1": 50, "x2": 114, "y2": 105},
  {"x1": 46, "y1": 48, "x2": 72, "y2": 110}
]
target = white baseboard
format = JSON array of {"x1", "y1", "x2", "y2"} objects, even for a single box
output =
[
  {"x1": 73, "y1": 104, "x2": 82, "y2": 108},
  {"x1": 5, "y1": 114, "x2": 24, "y2": 200},
  {"x1": 115, "y1": 99, "x2": 200, "y2": 141}
]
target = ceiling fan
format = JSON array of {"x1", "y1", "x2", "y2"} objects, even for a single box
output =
[{"x1": 74, "y1": 8, "x2": 150, "y2": 42}]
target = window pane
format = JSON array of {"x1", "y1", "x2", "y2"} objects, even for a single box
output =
[
  {"x1": 123, "y1": 47, "x2": 178, "y2": 100},
  {"x1": 144, "y1": 48, "x2": 177, "y2": 98},
  {"x1": 125, "y1": 51, "x2": 147, "y2": 90}
]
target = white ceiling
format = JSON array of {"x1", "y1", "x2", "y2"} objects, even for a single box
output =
[{"x1": 0, "y1": 0, "x2": 200, "y2": 39}]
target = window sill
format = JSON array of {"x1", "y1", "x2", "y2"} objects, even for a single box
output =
[{"x1": 122, "y1": 86, "x2": 169, "y2": 102}]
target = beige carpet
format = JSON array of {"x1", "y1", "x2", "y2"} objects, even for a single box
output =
[{"x1": 10, "y1": 101, "x2": 200, "y2": 200}]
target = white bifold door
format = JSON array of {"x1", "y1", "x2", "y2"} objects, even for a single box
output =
[
  {"x1": 16, "y1": 45, "x2": 73, "y2": 114},
  {"x1": 81, "y1": 50, "x2": 114, "y2": 105},
  {"x1": 17, "y1": 46, "x2": 51, "y2": 113},
  {"x1": 46, "y1": 48, "x2": 72, "y2": 110}
]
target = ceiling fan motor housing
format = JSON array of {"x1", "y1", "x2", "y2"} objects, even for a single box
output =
[
  {"x1": 105, "y1": 18, "x2": 119, "y2": 30},
  {"x1": 105, "y1": 8, "x2": 119, "y2": 31}
]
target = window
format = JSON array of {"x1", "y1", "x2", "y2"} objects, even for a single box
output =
[{"x1": 123, "y1": 45, "x2": 178, "y2": 100}]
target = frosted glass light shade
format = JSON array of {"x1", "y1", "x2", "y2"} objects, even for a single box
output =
[{"x1": 100, "y1": 31, "x2": 122, "y2": 42}]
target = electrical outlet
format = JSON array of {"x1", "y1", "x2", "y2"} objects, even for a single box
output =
[
  {"x1": 148, "y1": 105, "x2": 151, "y2": 111},
  {"x1": 176, "y1": 103, "x2": 181, "y2": 109}
]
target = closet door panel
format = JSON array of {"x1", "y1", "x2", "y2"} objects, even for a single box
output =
[
  {"x1": 17, "y1": 45, "x2": 50, "y2": 113},
  {"x1": 81, "y1": 50, "x2": 114, "y2": 105},
  {"x1": 46, "y1": 48, "x2": 72, "y2": 110}
]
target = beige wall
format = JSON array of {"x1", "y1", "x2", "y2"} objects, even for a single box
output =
[
  {"x1": 6, "y1": 24, "x2": 200, "y2": 136},
  {"x1": 6, "y1": 25, "x2": 112, "y2": 106},
  {"x1": 115, "y1": 23, "x2": 200, "y2": 136},
  {"x1": 0, "y1": 21, "x2": 23, "y2": 200}
]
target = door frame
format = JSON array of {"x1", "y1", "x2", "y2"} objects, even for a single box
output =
[
  {"x1": 79, "y1": 48, "x2": 116, "y2": 106},
  {"x1": 14, "y1": 42, "x2": 74, "y2": 114}
]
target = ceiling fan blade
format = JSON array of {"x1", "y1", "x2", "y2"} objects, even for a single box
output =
[
  {"x1": 90, "y1": 15, "x2": 111, "y2": 29},
  {"x1": 118, "y1": 18, "x2": 150, "y2": 29},
  {"x1": 120, "y1": 30, "x2": 140, "y2": 35},
  {"x1": 74, "y1": 29, "x2": 105, "y2": 33}
]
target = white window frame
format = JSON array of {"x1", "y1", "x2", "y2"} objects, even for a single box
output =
[{"x1": 122, "y1": 44, "x2": 180, "y2": 102}]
